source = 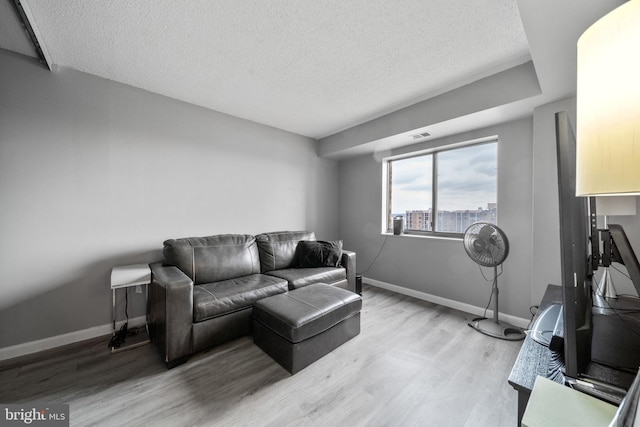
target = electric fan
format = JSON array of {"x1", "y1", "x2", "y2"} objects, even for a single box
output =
[{"x1": 463, "y1": 222, "x2": 525, "y2": 341}]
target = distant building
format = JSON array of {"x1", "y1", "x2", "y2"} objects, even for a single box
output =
[
  {"x1": 405, "y1": 210, "x2": 432, "y2": 231},
  {"x1": 403, "y1": 204, "x2": 496, "y2": 233}
]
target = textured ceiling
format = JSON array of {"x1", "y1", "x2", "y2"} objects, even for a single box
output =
[{"x1": 0, "y1": 0, "x2": 531, "y2": 139}]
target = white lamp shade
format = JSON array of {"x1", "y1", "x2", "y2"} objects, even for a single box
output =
[{"x1": 576, "y1": 0, "x2": 640, "y2": 196}]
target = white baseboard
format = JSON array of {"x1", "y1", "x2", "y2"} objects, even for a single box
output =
[
  {"x1": 364, "y1": 277, "x2": 530, "y2": 329},
  {"x1": 0, "y1": 316, "x2": 147, "y2": 362},
  {"x1": 1, "y1": 280, "x2": 531, "y2": 361}
]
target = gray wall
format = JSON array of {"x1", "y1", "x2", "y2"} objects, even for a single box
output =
[
  {"x1": 4, "y1": 47, "x2": 640, "y2": 352},
  {"x1": 319, "y1": 61, "x2": 540, "y2": 158},
  {"x1": 0, "y1": 50, "x2": 340, "y2": 349},
  {"x1": 339, "y1": 97, "x2": 640, "y2": 319},
  {"x1": 531, "y1": 97, "x2": 640, "y2": 303},
  {"x1": 339, "y1": 117, "x2": 534, "y2": 318},
  {"x1": 530, "y1": 98, "x2": 576, "y2": 305}
]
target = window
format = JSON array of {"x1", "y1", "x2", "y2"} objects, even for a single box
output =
[{"x1": 386, "y1": 140, "x2": 498, "y2": 236}]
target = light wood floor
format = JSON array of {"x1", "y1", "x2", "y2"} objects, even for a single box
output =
[{"x1": 0, "y1": 285, "x2": 523, "y2": 427}]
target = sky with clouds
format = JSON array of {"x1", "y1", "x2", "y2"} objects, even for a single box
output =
[{"x1": 391, "y1": 142, "x2": 497, "y2": 214}]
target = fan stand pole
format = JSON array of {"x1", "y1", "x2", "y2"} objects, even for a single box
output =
[
  {"x1": 492, "y1": 266, "x2": 500, "y2": 324},
  {"x1": 468, "y1": 266, "x2": 526, "y2": 341}
]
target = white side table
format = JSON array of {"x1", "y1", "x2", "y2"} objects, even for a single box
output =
[
  {"x1": 522, "y1": 376, "x2": 617, "y2": 427},
  {"x1": 110, "y1": 263, "x2": 152, "y2": 353}
]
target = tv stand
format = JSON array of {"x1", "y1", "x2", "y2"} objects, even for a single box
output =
[
  {"x1": 508, "y1": 284, "x2": 638, "y2": 425},
  {"x1": 591, "y1": 295, "x2": 640, "y2": 377},
  {"x1": 508, "y1": 285, "x2": 563, "y2": 424}
]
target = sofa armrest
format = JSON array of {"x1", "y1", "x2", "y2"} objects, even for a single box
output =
[
  {"x1": 341, "y1": 250, "x2": 357, "y2": 293},
  {"x1": 149, "y1": 262, "x2": 194, "y2": 366}
]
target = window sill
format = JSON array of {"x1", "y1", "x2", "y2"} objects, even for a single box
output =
[{"x1": 382, "y1": 232, "x2": 462, "y2": 242}]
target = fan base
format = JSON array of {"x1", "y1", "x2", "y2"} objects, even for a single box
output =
[{"x1": 468, "y1": 318, "x2": 525, "y2": 341}]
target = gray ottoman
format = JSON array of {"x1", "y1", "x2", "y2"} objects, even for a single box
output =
[{"x1": 253, "y1": 283, "x2": 362, "y2": 374}]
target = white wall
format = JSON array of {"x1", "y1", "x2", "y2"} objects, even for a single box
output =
[
  {"x1": 339, "y1": 117, "x2": 534, "y2": 318},
  {"x1": 0, "y1": 50, "x2": 340, "y2": 349}
]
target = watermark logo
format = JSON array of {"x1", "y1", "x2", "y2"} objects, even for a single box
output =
[{"x1": 1, "y1": 404, "x2": 68, "y2": 426}]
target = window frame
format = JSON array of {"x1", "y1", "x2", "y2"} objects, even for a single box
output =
[{"x1": 383, "y1": 137, "x2": 498, "y2": 238}]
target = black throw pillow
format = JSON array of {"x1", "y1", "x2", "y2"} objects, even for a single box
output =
[{"x1": 296, "y1": 240, "x2": 343, "y2": 268}]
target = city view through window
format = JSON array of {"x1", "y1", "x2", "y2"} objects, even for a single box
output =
[
  {"x1": 389, "y1": 142, "x2": 497, "y2": 234},
  {"x1": 398, "y1": 204, "x2": 497, "y2": 234}
]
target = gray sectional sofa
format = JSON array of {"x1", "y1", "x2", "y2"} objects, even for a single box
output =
[{"x1": 148, "y1": 231, "x2": 356, "y2": 367}]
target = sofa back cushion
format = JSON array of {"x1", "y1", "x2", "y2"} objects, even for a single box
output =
[
  {"x1": 163, "y1": 234, "x2": 261, "y2": 284},
  {"x1": 255, "y1": 231, "x2": 316, "y2": 272}
]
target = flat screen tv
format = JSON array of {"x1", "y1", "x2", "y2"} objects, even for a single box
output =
[
  {"x1": 555, "y1": 111, "x2": 593, "y2": 379},
  {"x1": 555, "y1": 111, "x2": 640, "y2": 401}
]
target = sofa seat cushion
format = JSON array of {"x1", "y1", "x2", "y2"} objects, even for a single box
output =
[
  {"x1": 253, "y1": 283, "x2": 362, "y2": 343},
  {"x1": 265, "y1": 267, "x2": 346, "y2": 290},
  {"x1": 193, "y1": 274, "x2": 287, "y2": 322}
]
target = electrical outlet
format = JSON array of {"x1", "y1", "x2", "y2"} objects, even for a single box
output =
[{"x1": 135, "y1": 285, "x2": 142, "y2": 294}]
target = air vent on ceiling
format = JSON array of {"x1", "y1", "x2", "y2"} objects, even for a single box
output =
[{"x1": 411, "y1": 132, "x2": 431, "y2": 140}]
